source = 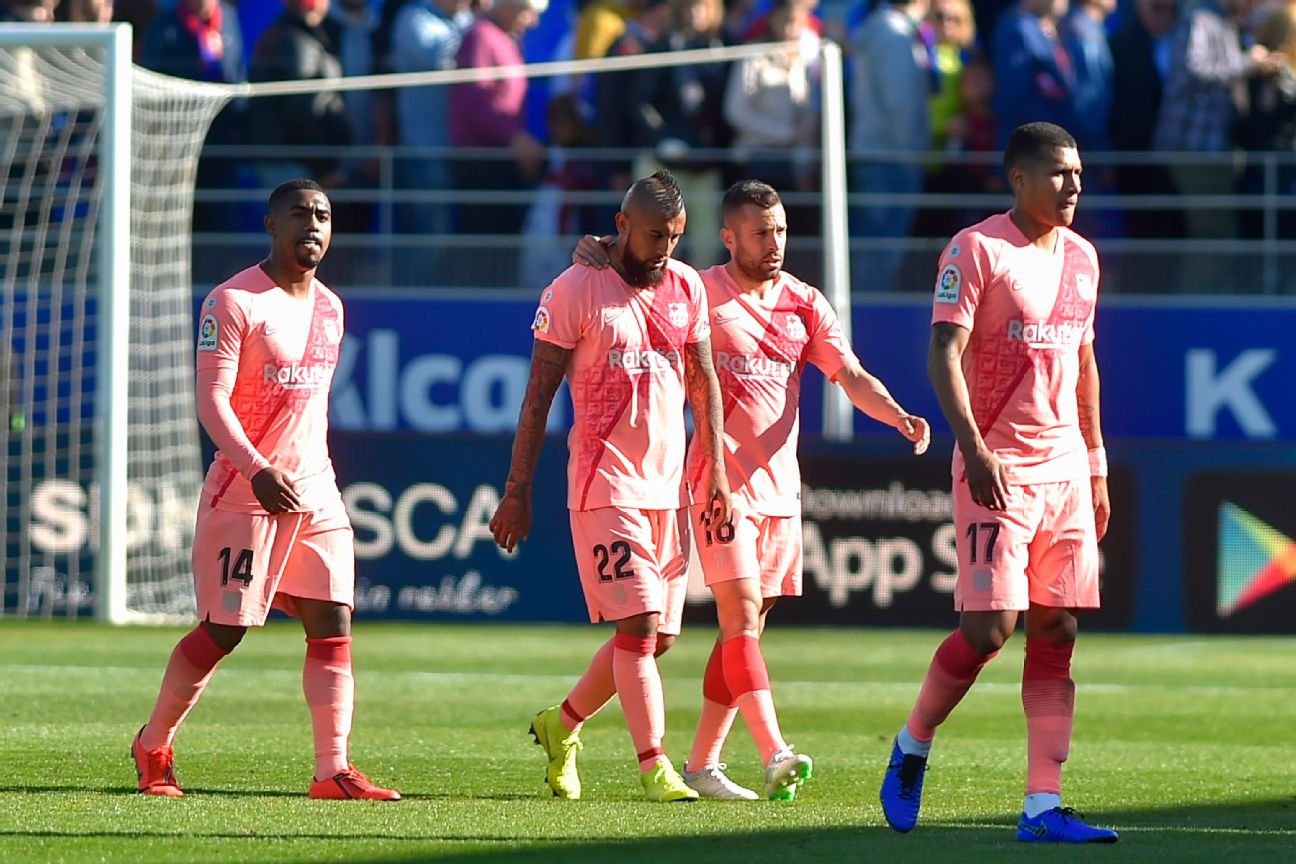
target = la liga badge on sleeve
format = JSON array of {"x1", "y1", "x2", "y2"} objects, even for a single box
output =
[
  {"x1": 197, "y1": 314, "x2": 218, "y2": 351},
  {"x1": 935, "y1": 264, "x2": 962, "y2": 304},
  {"x1": 531, "y1": 306, "x2": 551, "y2": 333}
]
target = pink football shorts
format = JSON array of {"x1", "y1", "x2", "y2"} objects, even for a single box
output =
[
  {"x1": 568, "y1": 506, "x2": 688, "y2": 635},
  {"x1": 192, "y1": 501, "x2": 355, "y2": 626},
  {"x1": 689, "y1": 503, "x2": 802, "y2": 598},
  {"x1": 952, "y1": 475, "x2": 1100, "y2": 612}
]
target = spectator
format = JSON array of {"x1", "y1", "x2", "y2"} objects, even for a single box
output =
[
  {"x1": 113, "y1": 0, "x2": 160, "y2": 58},
  {"x1": 743, "y1": 0, "x2": 824, "y2": 45},
  {"x1": 391, "y1": 0, "x2": 474, "y2": 242},
  {"x1": 972, "y1": 0, "x2": 1016, "y2": 50},
  {"x1": 631, "y1": 0, "x2": 729, "y2": 265},
  {"x1": 1237, "y1": 3, "x2": 1296, "y2": 237},
  {"x1": 574, "y1": 0, "x2": 633, "y2": 59},
  {"x1": 518, "y1": 93, "x2": 601, "y2": 282},
  {"x1": 331, "y1": 0, "x2": 383, "y2": 152},
  {"x1": 1153, "y1": 0, "x2": 1281, "y2": 288},
  {"x1": 720, "y1": 0, "x2": 756, "y2": 43},
  {"x1": 329, "y1": 0, "x2": 390, "y2": 235},
  {"x1": 928, "y1": 0, "x2": 976, "y2": 154},
  {"x1": 724, "y1": 0, "x2": 820, "y2": 245},
  {"x1": 594, "y1": 0, "x2": 674, "y2": 198},
  {"x1": 57, "y1": 0, "x2": 112, "y2": 22},
  {"x1": 449, "y1": 0, "x2": 547, "y2": 281},
  {"x1": 139, "y1": 0, "x2": 247, "y2": 231},
  {"x1": 913, "y1": 0, "x2": 977, "y2": 239},
  {"x1": 1, "y1": 0, "x2": 57, "y2": 21},
  {"x1": 248, "y1": 0, "x2": 354, "y2": 191},
  {"x1": 141, "y1": 0, "x2": 244, "y2": 83},
  {"x1": 1109, "y1": 0, "x2": 1180, "y2": 239},
  {"x1": 849, "y1": 0, "x2": 932, "y2": 292},
  {"x1": 991, "y1": 0, "x2": 1077, "y2": 149},
  {"x1": 1062, "y1": 0, "x2": 1114, "y2": 151},
  {"x1": 1063, "y1": 0, "x2": 1119, "y2": 239},
  {"x1": 951, "y1": 51, "x2": 998, "y2": 163}
]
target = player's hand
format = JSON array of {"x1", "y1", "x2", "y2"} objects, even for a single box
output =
[
  {"x1": 965, "y1": 447, "x2": 1009, "y2": 511},
  {"x1": 251, "y1": 467, "x2": 301, "y2": 514},
  {"x1": 707, "y1": 468, "x2": 733, "y2": 527},
  {"x1": 572, "y1": 234, "x2": 613, "y2": 268},
  {"x1": 896, "y1": 413, "x2": 931, "y2": 455},
  {"x1": 489, "y1": 486, "x2": 532, "y2": 553},
  {"x1": 1091, "y1": 475, "x2": 1111, "y2": 542}
]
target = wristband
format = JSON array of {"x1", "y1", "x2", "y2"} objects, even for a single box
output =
[{"x1": 1088, "y1": 447, "x2": 1108, "y2": 479}]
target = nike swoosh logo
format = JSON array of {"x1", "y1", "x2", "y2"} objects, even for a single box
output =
[{"x1": 714, "y1": 315, "x2": 740, "y2": 324}]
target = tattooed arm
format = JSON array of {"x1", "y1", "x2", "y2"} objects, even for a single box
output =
[
  {"x1": 1077, "y1": 340, "x2": 1110, "y2": 541},
  {"x1": 684, "y1": 337, "x2": 732, "y2": 525},
  {"x1": 488, "y1": 340, "x2": 572, "y2": 552}
]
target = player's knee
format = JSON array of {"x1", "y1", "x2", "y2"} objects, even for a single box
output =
[
  {"x1": 959, "y1": 614, "x2": 1015, "y2": 655},
  {"x1": 717, "y1": 611, "x2": 759, "y2": 640},
  {"x1": 298, "y1": 599, "x2": 351, "y2": 639},
  {"x1": 1027, "y1": 608, "x2": 1078, "y2": 642},
  {"x1": 654, "y1": 634, "x2": 676, "y2": 656},
  {"x1": 715, "y1": 593, "x2": 762, "y2": 639},
  {"x1": 613, "y1": 612, "x2": 657, "y2": 639},
  {"x1": 201, "y1": 620, "x2": 247, "y2": 653}
]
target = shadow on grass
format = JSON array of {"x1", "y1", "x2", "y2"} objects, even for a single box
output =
[
  {"x1": 2, "y1": 799, "x2": 1294, "y2": 864},
  {"x1": 0, "y1": 784, "x2": 304, "y2": 798}
]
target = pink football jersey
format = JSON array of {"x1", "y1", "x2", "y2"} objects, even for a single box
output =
[
  {"x1": 534, "y1": 259, "x2": 710, "y2": 511},
  {"x1": 931, "y1": 212, "x2": 1098, "y2": 484},
  {"x1": 196, "y1": 265, "x2": 345, "y2": 513},
  {"x1": 686, "y1": 264, "x2": 856, "y2": 516}
]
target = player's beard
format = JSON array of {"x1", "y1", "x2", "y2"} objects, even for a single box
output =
[
  {"x1": 294, "y1": 241, "x2": 325, "y2": 269},
  {"x1": 621, "y1": 246, "x2": 666, "y2": 288},
  {"x1": 735, "y1": 249, "x2": 780, "y2": 283}
]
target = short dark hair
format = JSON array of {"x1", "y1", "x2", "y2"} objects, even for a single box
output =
[
  {"x1": 268, "y1": 178, "x2": 327, "y2": 213},
  {"x1": 622, "y1": 169, "x2": 685, "y2": 218},
  {"x1": 1002, "y1": 122, "x2": 1078, "y2": 174},
  {"x1": 722, "y1": 179, "x2": 782, "y2": 222}
]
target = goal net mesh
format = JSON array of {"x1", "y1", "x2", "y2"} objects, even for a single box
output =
[{"x1": 1, "y1": 41, "x2": 228, "y2": 619}]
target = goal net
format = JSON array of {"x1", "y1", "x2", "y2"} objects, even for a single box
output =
[
  {"x1": 1, "y1": 24, "x2": 851, "y2": 622},
  {"x1": 1, "y1": 25, "x2": 229, "y2": 620}
]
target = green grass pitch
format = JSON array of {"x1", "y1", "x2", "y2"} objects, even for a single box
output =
[{"x1": 2, "y1": 621, "x2": 1293, "y2": 863}]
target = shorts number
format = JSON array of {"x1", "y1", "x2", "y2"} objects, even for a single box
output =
[
  {"x1": 592, "y1": 541, "x2": 634, "y2": 583},
  {"x1": 698, "y1": 509, "x2": 734, "y2": 547},
  {"x1": 217, "y1": 546, "x2": 254, "y2": 586},
  {"x1": 965, "y1": 522, "x2": 1001, "y2": 565}
]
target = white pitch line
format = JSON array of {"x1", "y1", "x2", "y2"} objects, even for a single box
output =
[{"x1": 1, "y1": 664, "x2": 1294, "y2": 696}]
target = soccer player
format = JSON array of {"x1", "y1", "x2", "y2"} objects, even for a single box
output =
[
  {"x1": 130, "y1": 179, "x2": 399, "y2": 802},
  {"x1": 878, "y1": 122, "x2": 1118, "y2": 843},
  {"x1": 573, "y1": 180, "x2": 931, "y2": 801},
  {"x1": 489, "y1": 170, "x2": 731, "y2": 803}
]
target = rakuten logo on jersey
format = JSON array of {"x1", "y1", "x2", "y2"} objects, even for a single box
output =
[
  {"x1": 1006, "y1": 320, "x2": 1084, "y2": 346},
  {"x1": 608, "y1": 348, "x2": 680, "y2": 370},
  {"x1": 264, "y1": 363, "x2": 332, "y2": 390},
  {"x1": 715, "y1": 352, "x2": 796, "y2": 380}
]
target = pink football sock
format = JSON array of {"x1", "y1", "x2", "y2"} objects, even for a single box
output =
[
  {"x1": 723, "y1": 635, "x2": 786, "y2": 765},
  {"x1": 905, "y1": 629, "x2": 998, "y2": 743},
  {"x1": 303, "y1": 635, "x2": 354, "y2": 780},
  {"x1": 140, "y1": 626, "x2": 229, "y2": 751},
  {"x1": 561, "y1": 637, "x2": 616, "y2": 733},
  {"x1": 612, "y1": 633, "x2": 667, "y2": 771},
  {"x1": 1022, "y1": 638, "x2": 1076, "y2": 796},
  {"x1": 686, "y1": 640, "x2": 737, "y2": 772}
]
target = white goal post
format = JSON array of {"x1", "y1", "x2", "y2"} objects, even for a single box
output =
[{"x1": 1, "y1": 23, "x2": 229, "y2": 622}]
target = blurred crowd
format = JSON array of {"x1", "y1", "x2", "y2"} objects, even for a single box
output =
[{"x1": 6, "y1": 0, "x2": 1296, "y2": 290}]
